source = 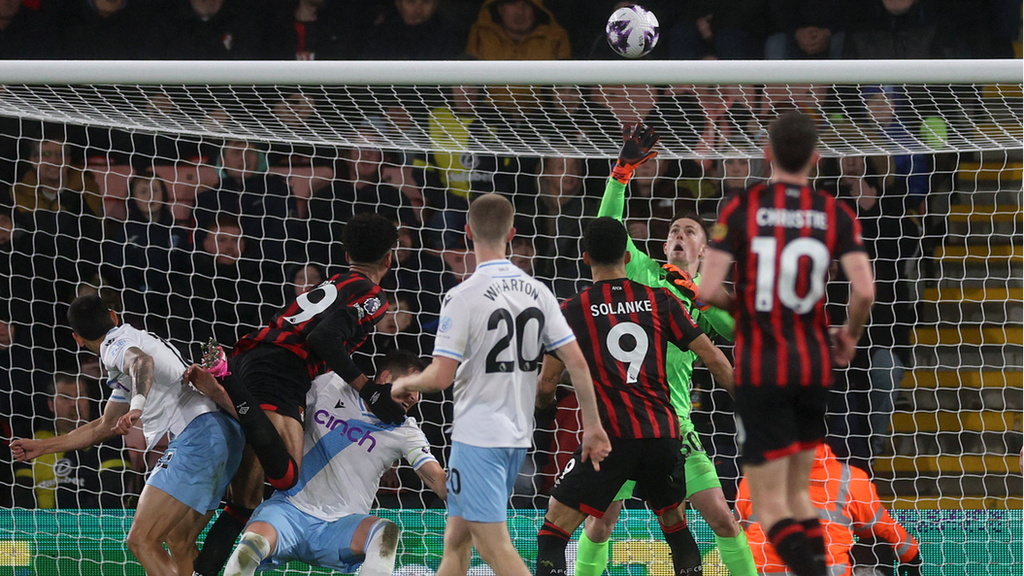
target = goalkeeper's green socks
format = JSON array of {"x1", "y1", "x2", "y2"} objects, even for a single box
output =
[
  {"x1": 716, "y1": 530, "x2": 758, "y2": 576},
  {"x1": 574, "y1": 531, "x2": 610, "y2": 576}
]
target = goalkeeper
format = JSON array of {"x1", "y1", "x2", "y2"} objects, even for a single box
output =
[{"x1": 572, "y1": 124, "x2": 757, "y2": 576}]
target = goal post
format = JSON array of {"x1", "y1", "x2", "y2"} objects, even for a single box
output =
[{"x1": 0, "y1": 59, "x2": 1019, "y2": 576}]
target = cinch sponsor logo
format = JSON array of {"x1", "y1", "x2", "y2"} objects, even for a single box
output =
[{"x1": 314, "y1": 410, "x2": 377, "y2": 452}]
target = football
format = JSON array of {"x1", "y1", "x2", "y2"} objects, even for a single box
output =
[{"x1": 605, "y1": 5, "x2": 660, "y2": 59}]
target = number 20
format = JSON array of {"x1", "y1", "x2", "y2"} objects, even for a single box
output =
[
  {"x1": 485, "y1": 307, "x2": 545, "y2": 373},
  {"x1": 751, "y1": 236, "x2": 829, "y2": 314}
]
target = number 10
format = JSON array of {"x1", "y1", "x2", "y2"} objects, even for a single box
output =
[{"x1": 751, "y1": 236, "x2": 830, "y2": 314}]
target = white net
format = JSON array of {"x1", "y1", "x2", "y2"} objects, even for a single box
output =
[{"x1": 0, "y1": 60, "x2": 1020, "y2": 575}]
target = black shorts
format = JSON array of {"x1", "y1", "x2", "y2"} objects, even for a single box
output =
[
  {"x1": 549, "y1": 437, "x2": 686, "y2": 517},
  {"x1": 226, "y1": 344, "x2": 311, "y2": 424},
  {"x1": 734, "y1": 383, "x2": 828, "y2": 465}
]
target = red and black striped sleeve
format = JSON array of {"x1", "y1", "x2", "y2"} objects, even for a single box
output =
[{"x1": 658, "y1": 287, "x2": 704, "y2": 351}]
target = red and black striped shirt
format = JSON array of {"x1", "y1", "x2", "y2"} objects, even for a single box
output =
[
  {"x1": 560, "y1": 279, "x2": 703, "y2": 440},
  {"x1": 709, "y1": 182, "x2": 866, "y2": 388},
  {"x1": 233, "y1": 272, "x2": 387, "y2": 378}
]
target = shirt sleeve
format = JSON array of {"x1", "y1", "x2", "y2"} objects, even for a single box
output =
[
  {"x1": 401, "y1": 420, "x2": 439, "y2": 471},
  {"x1": 708, "y1": 192, "x2": 745, "y2": 256},
  {"x1": 664, "y1": 290, "x2": 705, "y2": 350},
  {"x1": 848, "y1": 475, "x2": 920, "y2": 563},
  {"x1": 432, "y1": 291, "x2": 470, "y2": 361},
  {"x1": 540, "y1": 287, "x2": 576, "y2": 352},
  {"x1": 834, "y1": 200, "x2": 868, "y2": 258},
  {"x1": 101, "y1": 331, "x2": 141, "y2": 375}
]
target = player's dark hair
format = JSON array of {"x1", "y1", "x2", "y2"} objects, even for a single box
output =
[
  {"x1": 584, "y1": 217, "x2": 629, "y2": 266},
  {"x1": 343, "y1": 213, "x2": 399, "y2": 265},
  {"x1": 669, "y1": 210, "x2": 709, "y2": 242},
  {"x1": 67, "y1": 295, "x2": 115, "y2": 341},
  {"x1": 769, "y1": 111, "x2": 818, "y2": 173},
  {"x1": 379, "y1": 349, "x2": 426, "y2": 379}
]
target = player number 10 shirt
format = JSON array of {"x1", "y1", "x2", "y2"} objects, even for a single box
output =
[{"x1": 432, "y1": 259, "x2": 576, "y2": 449}]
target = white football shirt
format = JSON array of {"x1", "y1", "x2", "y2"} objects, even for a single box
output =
[
  {"x1": 100, "y1": 324, "x2": 218, "y2": 450},
  {"x1": 282, "y1": 373, "x2": 437, "y2": 522},
  {"x1": 433, "y1": 259, "x2": 576, "y2": 448}
]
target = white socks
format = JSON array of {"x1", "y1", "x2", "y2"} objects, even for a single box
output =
[
  {"x1": 224, "y1": 532, "x2": 272, "y2": 576},
  {"x1": 359, "y1": 520, "x2": 399, "y2": 576}
]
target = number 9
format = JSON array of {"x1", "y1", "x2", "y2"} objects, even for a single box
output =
[{"x1": 606, "y1": 322, "x2": 649, "y2": 384}]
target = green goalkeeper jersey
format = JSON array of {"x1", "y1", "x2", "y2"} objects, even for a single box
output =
[{"x1": 597, "y1": 177, "x2": 735, "y2": 431}]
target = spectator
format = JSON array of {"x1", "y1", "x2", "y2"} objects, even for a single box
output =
[
  {"x1": 282, "y1": 0, "x2": 352, "y2": 60},
  {"x1": 7, "y1": 136, "x2": 103, "y2": 361},
  {"x1": 531, "y1": 156, "x2": 597, "y2": 298},
  {"x1": 509, "y1": 235, "x2": 537, "y2": 276},
  {"x1": 764, "y1": 0, "x2": 848, "y2": 59},
  {"x1": 383, "y1": 220, "x2": 454, "y2": 319},
  {"x1": 307, "y1": 146, "x2": 407, "y2": 265},
  {"x1": 103, "y1": 169, "x2": 186, "y2": 324},
  {"x1": 0, "y1": 0, "x2": 57, "y2": 58},
  {"x1": 58, "y1": 0, "x2": 148, "y2": 59},
  {"x1": 363, "y1": 0, "x2": 464, "y2": 59},
  {"x1": 281, "y1": 262, "x2": 326, "y2": 307},
  {"x1": 735, "y1": 442, "x2": 923, "y2": 576},
  {"x1": 194, "y1": 139, "x2": 294, "y2": 263},
  {"x1": 832, "y1": 154, "x2": 920, "y2": 462},
  {"x1": 466, "y1": 0, "x2": 570, "y2": 60},
  {"x1": 856, "y1": 85, "x2": 931, "y2": 208},
  {"x1": 843, "y1": 0, "x2": 959, "y2": 59},
  {"x1": 668, "y1": 0, "x2": 766, "y2": 60},
  {"x1": 166, "y1": 215, "x2": 282, "y2": 360},
  {"x1": 13, "y1": 374, "x2": 128, "y2": 509},
  {"x1": 149, "y1": 0, "x2": 282, "y2": 59},
  {"x1": 417, "y1": 86, "x2": 514, "y2": 250}
]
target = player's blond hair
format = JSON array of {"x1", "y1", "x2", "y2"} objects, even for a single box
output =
[{"x1": 468, "y1": 193, "x2": 514, "y2": 246}]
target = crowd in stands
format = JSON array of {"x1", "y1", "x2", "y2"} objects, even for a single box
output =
[
  {"x1": 0, "y1": 0, "x2": 1017, "y2": 60},
  {"x1": 0, "y1": 0, "x2": 1018, "y2": 511}
]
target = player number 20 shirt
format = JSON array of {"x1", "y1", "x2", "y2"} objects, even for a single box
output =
[{"x1": 432, "y1": 259, "x2": 576, "y2": 448}]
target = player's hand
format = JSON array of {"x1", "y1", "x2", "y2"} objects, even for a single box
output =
[
  {"x1": 362, "y1": 382, "x2": 407, "y2": 425},
  {"x1": 830, "y1": 326, "x2": 858, "y2": 366},
  {"x1": 897, "y1": 553, "x2": 923, "y2": 576},
  {"x1": 662, "y1": 264, "x2": 710, "y2": 310},
  {"x1": 580, "y1": 426, "x2": 612, "y2": 472},
  {"x1": 9, "y1": 438, "x2": 42, "y2": 462},
  {"x1": 113, "y1": 409, "x2": 142, "y2": 435},
  {"x1": 613, "y1": 123, "x2": 660, "y2": 184}
]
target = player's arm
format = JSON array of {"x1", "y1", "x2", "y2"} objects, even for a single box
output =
[
  {"x1": 694, "y1": 247, "x2": 735, "y2": 311},
  {"x1": 599, "y1": 124, "x2": 663, "y2": 281},
  {"x1": 550, "y1": 340, "x2": 611, "y2": 470},
  {"x1": 414, "y1": 460, "x2": 448, "y2": 500},
  {"x1": 849, "y1": 476, "x2": 922, "y2": 574},
  {"x1": 391, "y1": 356, "x2": 459, "y2": 395},
  {"x1": 687, "y1": 334, "x2": 735, "y2": 397},
  {"x1": 11, "y1": 400, "x2": 130, "y2": 461},
  {"x1": 834, "y1": 250, "x2": 875, "y2": 366},
  {"x1": 305, "y1": 309, "x2": 370, "y2": 390},
  {"x1": 306, "y1": 308, "x2": 406, "y2": 424},
  {"x1": 112, "y1": 346, "x2": 155, "y2": 435},
  {"x1": 537, "y1": 354, "x2": 564, "y2": 410}
]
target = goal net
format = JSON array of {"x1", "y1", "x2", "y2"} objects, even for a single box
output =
[{"x1": 0, "y1": 60, "x2": 1019, "y2": 576}]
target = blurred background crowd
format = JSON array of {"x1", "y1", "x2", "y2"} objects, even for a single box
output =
[
  {"x1": 0, "y1": 0, "x2": 1019, "y2": 61},
  {"x1": 0, "y1": 0, "x2": 1019, "y2": 512}
]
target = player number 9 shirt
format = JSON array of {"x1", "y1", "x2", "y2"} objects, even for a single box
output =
[{"x1": 432, "y1": 259, "x2": 576, "y2": 449}]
